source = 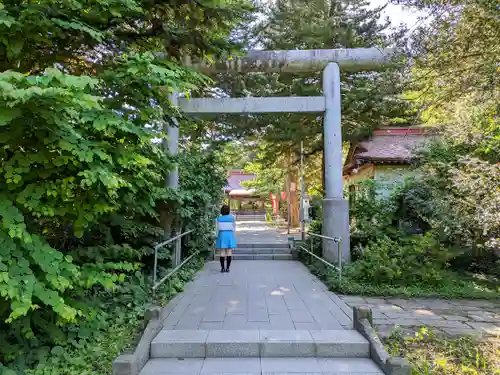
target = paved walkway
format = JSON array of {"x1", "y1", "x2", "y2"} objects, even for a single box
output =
[
  {"x1": 162, "y1": 261, "x2": 353, "y2": 330},
  {"x1": 340, "y1": 295, "x2": 500, "y2": 338},
  {"x1": 140, "y1": 222, "x2": 383, "y2": 375},
  {"x1": 235, "y1": 219, "x2": 301, "y2": 244}
]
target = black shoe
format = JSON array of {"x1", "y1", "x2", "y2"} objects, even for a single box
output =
[
  {"x1": 225, "y1": 268, "x2": 230, "y2": 273},
  {"x1": 221, "y1": 268, "x2": 225, "y2": 273}
]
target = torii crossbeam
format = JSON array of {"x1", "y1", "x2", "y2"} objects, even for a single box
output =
[{"x1": 168, "y1": 47, "x2": 395, "y2": 263}]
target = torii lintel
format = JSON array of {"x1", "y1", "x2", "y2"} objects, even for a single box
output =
[{"x1": 183, "y1": 48, "x2": 395, "y2": 73}]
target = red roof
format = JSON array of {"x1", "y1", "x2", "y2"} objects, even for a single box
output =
[
  {"x1": 224, "y1": 170, "x2": 256, "y2": 192},
  {"x1": 344, "y1": 127, "x2": 436, "y2": 174}
]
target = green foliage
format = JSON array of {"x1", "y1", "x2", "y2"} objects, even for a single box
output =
[
  {"x1": 211, "y1": 0, "x2": 414, "y2": 194},
  {"x1": 16, "y1": 258, "x2": 204, "y2": 375},
  {"x1": 242, "y1": 142, "x2": 287, "y2": 195},
  {"x1": 0, "y1": 68, "x2": 163, "y2": 326},
  {"x1": 302, "y1": 177, "x2": 500, "y2": 299},
  {"x1": 177, "y1": 149, "x2": 227, "y2": 254},
  {"x1": 303, "y1": 254, "x2": 500, "y2": 300},
  {"x1": 0, "y1": 0, "x2": 254, "y2": 73},
  {"x1": 288, "y1": 0, "x2": 500, "y2": 302},
  {"x1": 385, "y1": 328, "x2": 500, "y2": 375},
  {"x1": 396, "y1": 0, "x2": 500, "y2": 112},
  {"x1": 215, "y1": 141, "x2": 255, "y2": 171},
  {"x1": 395, "y1": 101, "x2": 500, "y2": 276},
  {"x1": 0, "y1": 0, "x2": 254, "y2": 372},
  {"x1": 348, "y1": 180, "x2": 401, "y2": 252},
  {"x1": 346, "y1": 234, "x2": 452, "y2": 286},
  {"x1": 396, "y1": 0, "x2": 500, "y2": 278}
]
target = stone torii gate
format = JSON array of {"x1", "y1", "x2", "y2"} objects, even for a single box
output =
[{"x1": 168, "y1": 48, "x2": 394, "y2": 263}]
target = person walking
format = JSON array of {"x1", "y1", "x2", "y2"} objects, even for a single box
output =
[{"x1": 216, "y1": 204, "x2": 237, "y2": 273}]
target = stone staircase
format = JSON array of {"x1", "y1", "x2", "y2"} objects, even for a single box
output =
[
  {"x1": 134, "y1": 260, "x2": 387, "y2": 375},
  {"x1": 142, "y1": 329, "x2": 382, "y2": 374},
  {"x1": 215, "y1": 243, "x2": 293, "y2": 261},
  {"x1": 114, "y1": 220, "x2": 409, "y2": 375},
  {"x1": 235, "y1": 214, "x2": 266, "y2": 222}
]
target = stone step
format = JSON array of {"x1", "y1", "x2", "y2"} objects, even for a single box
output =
[
  {"x1": 235, "y1": 216, "x2": 266, "y2": 221},
  {"x1": 216, "y1": 253, "x2": 293, "y2": 260},
  {"x1": 234, "y1": 212, "x2": 266, "y2": 216},
  {"x1": 237, "y1": 243, "x2": 289, "y2": 249},
  {"x1": 224, "y1": 248, "x2": 291, "y2": 254},
  {"x1": 140, "y1": 357, "x2": 384, "y2": 375},
  {"x1": 235, "y1": 222, "x2": 270, "y2": 227},
  {"x1": 150, "y1": 330, "x2": 369, "y2": 359}
]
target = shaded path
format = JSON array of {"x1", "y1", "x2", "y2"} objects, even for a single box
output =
[
  {"x1": 162, "y1": 260, "x2": 353, "y2": 330},
  {"x1": 137, "y1": 220, "x2": 386, "y2": 375}
]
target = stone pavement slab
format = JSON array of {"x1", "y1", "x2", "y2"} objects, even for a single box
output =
[
  {"x1": 140, "y1": 358, "x2": 384, "y2": 375},
  {"x1": 162, "y1": 261, "x2": 352, "y2": 330},
  {"x1": 235, "y1": 220, "x2": 300, "y2": 244},
  {"x1": 339, "y1": 295, "x2": 500, "y2": 338},
  {"x1": 151, "y1": 329, "x2": 369, "y2": 359}
]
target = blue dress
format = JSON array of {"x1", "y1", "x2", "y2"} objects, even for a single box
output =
[{"x1": 215, "y1": 215, "x2": 237, "y2": 249}]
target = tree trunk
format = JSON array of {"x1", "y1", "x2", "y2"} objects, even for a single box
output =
[
  {"x1": 289, "y1": 169, "x2": 300, "y2": 228},
  {"x1": 157, "y1": 200, "x2": 174, "y2": 239},
  {"x1": 287, "y1": 151, "x2": 300, "y2": 228}
]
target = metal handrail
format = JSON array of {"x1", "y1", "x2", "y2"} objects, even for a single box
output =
[
  {"x1": 306, "y1": 232, "x2": 341, "y2": 243},
  {"x1": 299, "y1": 231, "x2": 343, "y2": 282},
  {"x1": 153, "y1": 250, "x2": 199, "y2": 292},
  {"x1": 154, "y1": 230, "x2": 194, "y2": 250},
  {"x1": 299, "y1": 245, "x2": 339, "y2": 271},
  {"x1": 152, "y1": 229, "x2": 195, "y2": 293}
]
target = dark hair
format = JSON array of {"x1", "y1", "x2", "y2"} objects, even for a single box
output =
[{"x1": 220, "y1": 204, "x2": 230, "y2": 215}]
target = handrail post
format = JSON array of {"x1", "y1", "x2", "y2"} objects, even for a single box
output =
[
  {"x1": 153, "y1": 247, "x2": 158, "y2": 292},
  {"x1": 337, "y1": 238, "x2": 342, "y2": 283},
  {"x1": 303, "y1": 231, "x2": 344, "y2": 283},
  {"x1": 151, "y1": 229, "x2": 194, "y2": 292},
  {"x1": 309, "y1": 235, "x2": 313, "y2": 265},
  {"x1": 174, "y1": 235, "x2": 181, "y2": 266}
]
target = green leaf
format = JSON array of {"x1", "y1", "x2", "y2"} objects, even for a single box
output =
[
  {"x1": 7, "y1": 39, "x2": 24, "y2": 58},
  {"x1": 51, "y1": 346, "x2": 65, "y2": 355},
  {"x1": 0, "y1": 108, "x2": 21, "y2": 126},
  {"x1": 0, "y1": 13, "x2": 17, "y2": 28}
]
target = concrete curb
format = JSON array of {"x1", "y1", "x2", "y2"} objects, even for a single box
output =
[
  {"x1": 112, "y1": 261, "x2": 208, "y2": 375},
  {"x1": 112, "y1": 307, "x2": 163, "y2": 375},
  {"x1": 353, "y1": 307, "x2": 412, "y2": 375},
  {"x1": 113, "y1": 307, "x2": 163, "y2": 375}
]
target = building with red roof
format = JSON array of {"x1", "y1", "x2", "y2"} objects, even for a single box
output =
[
  {"x1": 343, "y1": 127, "x2": 437, "y2": 196},
  {"x1": 224, "y1": 170, "x2": 266, "y2": 214}
]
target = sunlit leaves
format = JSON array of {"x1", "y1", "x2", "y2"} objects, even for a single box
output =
[
  {"x1": 0, "y1": 65, "x2": 174, "y2": 324},
  {"x1": 0, "y1": 0, "x2": 252, "y2": 371},
  {"x1": 397, "y1": 0, "x2": 500, "y2": 107}
]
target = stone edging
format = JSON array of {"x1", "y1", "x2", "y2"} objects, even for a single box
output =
[
  {"x1": 112, "y1": 307, "x2": 163, "y2": 375},
  {"x1": 353, "y1": 306, "x2": 412, "y2": 375},
  {"x1": 112, "y1": 266, "x2": 205, "y2": 375}
]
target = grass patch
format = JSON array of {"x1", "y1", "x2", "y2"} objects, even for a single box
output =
[
  {"x1": 19, "y1": 256, "x2": 205, "y2": 375},
  {"x1": 301, "y1": 256, "x2": 500, "y2": 300},
  {"x1": 384, "y1": 328, "x2": 500, "y2": 375}
]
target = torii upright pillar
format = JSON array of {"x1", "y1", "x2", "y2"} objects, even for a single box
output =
[
  {"x1": 177, "y1": 48, "x2": 394, "y2": 263},
  {"x1": 322, "y1": 62, "x2": 350, "y2": 262}
]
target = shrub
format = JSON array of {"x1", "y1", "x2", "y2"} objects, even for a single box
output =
[
  {"x1": 346, "y1": 234, "x2": 454, "y2": 286},
  {"x1": 385, "y1": 328, "x2": 500, "y2": 375},
  {"x1": 348, "y1": 180, "x2": 401, "y2": 251}
]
